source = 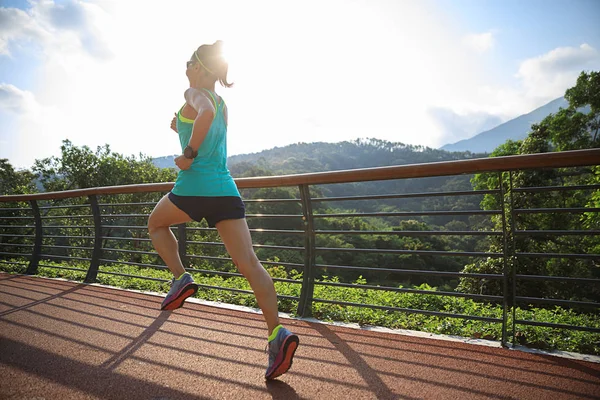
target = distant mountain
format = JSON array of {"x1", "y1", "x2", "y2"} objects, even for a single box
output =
[
  {"x1": 225, "y1": 139, "x2": 482, "y2": 176},
  {"x1": 152, "y1": 155, "x2": 178, "y2": 170},
  {"x1": 153, "y1": 139, "x2": 482, "y2": 175},
  {"x1": 440, "y1": 97, "x2": 569, "y2": 153}
]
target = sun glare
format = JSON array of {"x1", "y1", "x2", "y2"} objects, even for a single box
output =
[
  {"x1": 221, "y1": 41, "x2": 235, "y2": 65},
  {"x1": 218, "y1": 39, "x2": 256, "y2": 79}
]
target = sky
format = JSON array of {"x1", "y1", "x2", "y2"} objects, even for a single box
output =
[{"x1": 1, "y1": 0, "x2": 599, "y2": 170}]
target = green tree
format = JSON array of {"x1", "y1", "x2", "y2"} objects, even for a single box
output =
[
  {"x1": 566, "y1": 71, "x2": 600, "y2": 109},
  {"x1": 33, "y1": 139, "x2": 177, "y2": 191},
  {"x1": 0, "y1": 159, "x2": 36, "y2": 195},
  {"x1": 27, "y1": 140, "x2": 178, "y2": 266},
  {"x1": 542, "y1": 71, "x2": 599, "y2": 150},
  {"x1": 0, "y1": 160, "x2": 37, "y2": 255},
  {"x1": 462, "y1": 71, "x2": 600, "y2": 302}
]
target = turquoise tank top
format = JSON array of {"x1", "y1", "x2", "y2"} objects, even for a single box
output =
[{"x1": 171, "y1": 89, "x2": 240, "y2": 197}]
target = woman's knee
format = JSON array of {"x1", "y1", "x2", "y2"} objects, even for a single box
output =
[
  {"x1": 233, "y1": 252, "x2": 261, "y2": 274},
  {"x1": 147, "y1": 214, "x2": 166, "y2": 235}
]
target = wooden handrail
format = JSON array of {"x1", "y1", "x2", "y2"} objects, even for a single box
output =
[{"x1": 1, "y1": 148, "x2": 599, "y2": 202}]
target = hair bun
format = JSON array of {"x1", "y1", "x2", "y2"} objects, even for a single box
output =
[{"x1": 212, "y1": 40, "x2": 224, "y2": 53}]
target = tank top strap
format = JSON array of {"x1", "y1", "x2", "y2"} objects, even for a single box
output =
[{"x1": 202, "y1": 88, "x2": 222, "y2": 114}]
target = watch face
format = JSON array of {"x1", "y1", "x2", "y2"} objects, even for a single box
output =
[{"x1": 184, "y1": 146, "x2": 194, "y2": 159}]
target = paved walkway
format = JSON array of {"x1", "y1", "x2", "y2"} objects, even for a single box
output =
[{"x1": 1, "y1": 273, "x2": 599, "y2": 400}]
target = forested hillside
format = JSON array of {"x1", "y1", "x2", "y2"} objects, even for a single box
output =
[{"x1": 228, "y1": 139, "x2": 479, "y2": 174}]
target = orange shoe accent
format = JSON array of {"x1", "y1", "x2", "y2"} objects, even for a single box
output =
[
  {"x1": 161, "y1": 284, "x2": 198, "y2": 311},
  {"x1": 267, "y1": 335, "x2": 299, "y2": 380}
]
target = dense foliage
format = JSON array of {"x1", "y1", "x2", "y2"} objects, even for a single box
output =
[
  {"x1": 32, "y1": 140, "x2": 177, "y2": 192},
  {"x1": 0, "y1": 159, "x2": 37, "y2": 195}
]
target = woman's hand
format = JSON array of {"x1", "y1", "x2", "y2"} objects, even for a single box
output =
[
  {"x1": 175, "y1": 155, "x2": 193, "y2": 170},
  {"x1": 170, "y1": 112, "x2": 178, "y2": 133}
]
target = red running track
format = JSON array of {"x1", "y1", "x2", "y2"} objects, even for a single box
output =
[{"x1": 1, "y1": 273, "x2": 599, "y2": 400}]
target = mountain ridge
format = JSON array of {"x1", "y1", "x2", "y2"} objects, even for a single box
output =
[
  {"x1": 440, "y1": 97, "x2": 568, "y2": 153},
  {"x1": 152, "y1": 139, "x2": 483, "y2": 174}
]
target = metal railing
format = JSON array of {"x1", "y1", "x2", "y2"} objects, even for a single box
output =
[{"x1": 1, "y1": 149, "x2": 599, "y2": 348}]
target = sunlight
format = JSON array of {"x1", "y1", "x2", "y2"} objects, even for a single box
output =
[
  {"x1": 220, "y1": 40, "x2": 235, "y2": 65},
  {"x1": 215, "y1": 37, "x2": 266, "y2": 84},
  {"x1": 216, "y1": 38, "x2": 250, "y2": 81}
]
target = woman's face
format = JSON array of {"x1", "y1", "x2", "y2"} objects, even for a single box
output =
[{"x1": 185, "y1": 53, "x2": 197, "y2": 80}]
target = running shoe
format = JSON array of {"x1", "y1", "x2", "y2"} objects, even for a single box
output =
[
  {"x1": 265, "y1": 326, "x2": 299, "y2": 380},
  {"x1": 161, "y1": 272, "x2": 198, "y2": 311}
]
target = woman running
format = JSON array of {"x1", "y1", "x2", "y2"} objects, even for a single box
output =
[{"x1": 147, "y1": 40, "x2": 299, "y2": 380}]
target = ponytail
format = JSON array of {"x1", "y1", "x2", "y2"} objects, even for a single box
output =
[{"x1": 195, "y1": 40, "x2": 233, "y2": 88}]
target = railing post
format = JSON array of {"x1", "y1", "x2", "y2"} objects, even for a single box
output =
[
  {"x1": 177, "y1": 224, "x2": 188, "y2": 268},
  {"x1": 297, "y1": 184, "x2": 316, "y2": 318},
  {"x1": 508, "y1": 172, "x2": 517, "y2": 346},
  {"x1": 25, "y1": 200, "x2": 42, "y2": 275},
  {"x1": 499, "y1": 172, "x2": 510, "y2": 347},
  {"x1": 85, "y1": 195, "x2": 103, "y2": 283}
]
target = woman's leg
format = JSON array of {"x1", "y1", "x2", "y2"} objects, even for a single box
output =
[
  {"x1": 148, "y1": 194, "x2": 192, "y2": 278},
  {"x1": 216, "y1": 218, "x2": 280, "y2": 335}
]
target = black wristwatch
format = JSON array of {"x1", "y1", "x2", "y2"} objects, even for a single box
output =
[{"x1": 183, "y1": 145, "x2": 198, "y2": 159}]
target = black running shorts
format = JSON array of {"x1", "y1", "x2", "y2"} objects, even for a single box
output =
[{"x1": 168, "y1": 192, "x2": 246, "y2": 227}]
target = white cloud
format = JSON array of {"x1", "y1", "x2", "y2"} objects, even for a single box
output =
[
  {"x1": 431, "y1": 43, "x2": 600, "y2": 142},
  {"x1": 0, "y1": 83, "x2": 65, "y2": 165},
  {"x1": 516, "y1": 43, "x2": 600, "y2": 100},
  {"x1": 0, "y1": 7, "x2": 48, "y2": 55},
  {"x1": 0, "y1": 1, "x2": 112, "y2": 59},
  {"x1": 463, "y1": 32, "x2": 494, "y2": 53},
  {"x1": 0, "y1": 83, "x2": 39, "y2": 114},
  {"x1": 0, "y1": 1, "x2": 120, "y2": 168},
  {"x1": 427, "y1": 107, "x2": 503, "y2": 145}
]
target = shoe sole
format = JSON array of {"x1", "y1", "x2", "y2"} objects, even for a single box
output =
[
  {"x1": 161, "y1": 283, "x2": 199, "y2": 311},
  {"x1": 266, "y1": 334, "x2": 299, "y2": 380}
]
